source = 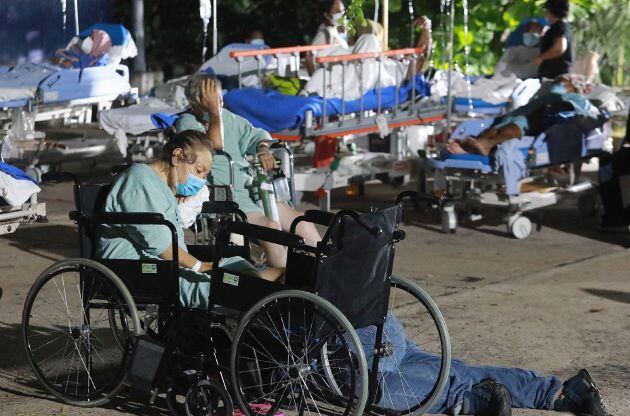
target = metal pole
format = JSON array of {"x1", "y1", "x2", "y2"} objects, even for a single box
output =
[
  {"x1": 446, "y1": 0, "x2": 455, "y2": 127},
  {"x1": 382, "y1": 0, "x2": 389, "y2": 50},
  {"x1": 212, "y1": 0, "x2": 218, "y2": 56},
  {"x1": 132, "y1": 0, "x2": 147, "y2": 72},
  {"x1": 73, "y1": 0, "x2": 79, "y2": 36}
]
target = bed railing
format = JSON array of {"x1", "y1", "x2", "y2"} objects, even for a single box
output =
[
  {"x1": 229, "y1": 44, "x2": 333, "y2": 89},
  {"x1": 230, "y1": 44, "x2": 445, "y2": 140}
]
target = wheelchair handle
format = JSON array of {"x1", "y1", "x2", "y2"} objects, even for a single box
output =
[{"x1": 213, "y1": 150, "x2": 235, "y2": 188}]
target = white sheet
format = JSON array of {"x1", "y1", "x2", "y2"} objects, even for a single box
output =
[
  {"x1": 99, "y1": 98, "x2": 180, "y2": 156},
  {"x1": 303, "y1": 34, "x2": 407, "y2": 101},
  {"x1": 431, "y1": 70, "x2": 521, "y2": 104},
  {"x1": 0, "y1": 172, "x2": 40, "y2": 207},
  {"x1": 0, "y1": 63, "x2": 58, "y2": 102}
]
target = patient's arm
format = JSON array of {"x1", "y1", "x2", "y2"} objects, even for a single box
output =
[
  {"x1": 199, "y1": 79, "x2": 224, "y2": 151},
  {"x1": 161, "y1": 244, "x2": 212, "y2": 273},
  {"x1": 407, "y1": 16, "x2": 432, "y2": 79}
]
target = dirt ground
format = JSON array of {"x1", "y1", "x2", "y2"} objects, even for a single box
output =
[{"x1": 0, "y1": 170, "x2": 629, "y2": 415}]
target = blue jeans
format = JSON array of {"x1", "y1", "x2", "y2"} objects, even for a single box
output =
[{"x1": 356, "y1": 315, "x2": 562, "y2": 414}]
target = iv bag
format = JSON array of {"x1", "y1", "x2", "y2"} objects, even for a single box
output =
[{"x1": 199, "y1": 0, "x2": 212, "y2": 26}]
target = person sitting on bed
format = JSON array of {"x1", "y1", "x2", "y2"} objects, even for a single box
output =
[
  {"x1": 447, "y1": 74, "x2": 604, "y2": 156},
  {"x1": 50, "y1": 29, "x2": 111, "y2": 69},
  {"x1": 175, "y1": 73, "x2": 321, "y2": 269}
]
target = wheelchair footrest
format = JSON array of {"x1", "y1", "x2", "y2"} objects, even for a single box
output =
[{"x1": 128, "y1": 335, "x2": 166, "y2": 401}]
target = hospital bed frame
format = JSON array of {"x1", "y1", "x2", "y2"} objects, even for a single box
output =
[
  {"x1": 230, "y1": 45, "x2": 446, "y2": 210},
  {"x1": 420, "y1": 124, "x2": 608, "y2": 239},
  {"x1": 0, "y1": 192, "x2": 46, "y2": 235}
]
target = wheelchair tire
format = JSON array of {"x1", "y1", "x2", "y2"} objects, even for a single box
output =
[
  {"x1": 185, "y1": 379, "x2": 234, "y2": 416},
  {"x1": 366, "y1": 275, "x2": 452, "y2": 415},
  {"x1": 230, "y1": 290, "x2": 369, "y2": 416},
  {"x1": 22, "y1": 258, "x2": 141, "y2": 407}
]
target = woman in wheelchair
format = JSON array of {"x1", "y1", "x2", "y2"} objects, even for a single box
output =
[{"x1": 95, "y1": 129, "x2": 283, "y2": 310}]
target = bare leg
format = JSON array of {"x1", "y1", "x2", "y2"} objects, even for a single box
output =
[
  {"x1": 245, "y1": 212, "x2": 287, "y2": 267},
  {"x1": 455, "y1": 124, "x2": 523, "y2": 156},
  {"x1": 259, "y1": 267, "x2": 285, "y2": 282},
  {"x1": 276, "y1": 202, "x2": 322, "y2": 247}
]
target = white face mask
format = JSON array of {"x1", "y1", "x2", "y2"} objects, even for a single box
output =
[
  {"x1": 81, "y1": 37, "x2": 93, "y2": 54},
  {"x1": 331, "y1": 12, "x2": 344, "y2": 25},
  {"x1": 250, "y1": 38, "x2": 265, "y2": 46},
  {"x1": 523, "y1": 32, "x2": 540, "y2": 47}
]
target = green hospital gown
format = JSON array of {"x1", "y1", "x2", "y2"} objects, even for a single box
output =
[
  {"x1": 174, "y1": 109, "x2": 274, "y2": 214},
  {"x1": 95, "y1": 164, "x2": 256, "y2": 310}
]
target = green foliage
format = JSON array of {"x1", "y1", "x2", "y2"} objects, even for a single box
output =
[{"x1": 114, "y1": 0, "x2": 629, "y2": 85}]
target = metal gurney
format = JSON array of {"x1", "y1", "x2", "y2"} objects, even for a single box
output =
[
  {"x1": 225, "y1": 44, "x2": 446, "y2": 209},
  {"x1": 420, "y1": 113, "x2": 610, "y2": 239}
]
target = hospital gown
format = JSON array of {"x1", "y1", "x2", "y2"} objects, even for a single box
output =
[
  {"x1": 355, "y1": 314, "x2": 562, "y2": 414},
  {"x1": 95, "y1": 163, "x2": 256, "y2": 309},
  {"x1": 175, "y1": 109, "x2": 274, "y2": 214}
]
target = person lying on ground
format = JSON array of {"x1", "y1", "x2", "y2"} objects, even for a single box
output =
[{"x1": 359, "y1": 313, "x2": 609, "y2": 416}]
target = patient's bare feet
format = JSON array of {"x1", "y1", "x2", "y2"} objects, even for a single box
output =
[
  {"x1": 460, "y1": 138, "x2": 491, "y2": 156},
  {"x1": 446, "y1": 140, "x2": 467, "y2": 154}
]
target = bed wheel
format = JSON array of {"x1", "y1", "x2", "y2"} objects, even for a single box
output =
[
  {"x1": 440, "y1": 204, "x2": 457, "y2": 233},
  {"x1": 577, "y1": 192, "x2": 601, "y2": 217},
  {"x1": 508, "y1": 215, "x2": 532, "y2": 239}
]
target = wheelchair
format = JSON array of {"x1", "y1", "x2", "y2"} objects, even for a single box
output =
[{"x1": 21, "y1": 169, "x2": 451, "y2": 415}]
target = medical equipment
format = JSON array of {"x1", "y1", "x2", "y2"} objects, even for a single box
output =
[
  {"x1": 22, "y1": 177, "x2": 451, "y2": 415},
  {"x1": 226, "y1": 44, "x2": 446, "y2": 210},
  {"x1": 249, "y1": 162, "x2": 281, "y2": 223},
  {"x1": 420, "y1": 114, "x2": 610, "y2": 238}
]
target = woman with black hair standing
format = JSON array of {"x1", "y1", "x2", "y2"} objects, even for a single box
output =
[{"x1": 534, "y1": 0, "x2": 573, "y2": 79}]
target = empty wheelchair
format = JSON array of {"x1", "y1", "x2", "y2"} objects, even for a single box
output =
[{"x1": 21, "y1": 169, "x2": 450, "y2": 416}]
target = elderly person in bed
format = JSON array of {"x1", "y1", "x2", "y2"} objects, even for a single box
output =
[
  {"x1": 175, "y1": 73, "x2": 321, "y2": 268},
  {"x1": 447, "y1": 74, "x2": 603, "y2": 156}
]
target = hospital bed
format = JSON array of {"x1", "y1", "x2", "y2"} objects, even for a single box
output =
[
  {"x1": 0, "y1": 160, "x2": 46, "y2": 235},
  {"x1": 420, "y1": 112, "x2": 610, "y2": 239},
  {"x1": 0, "y1": 23, "x2": 138, "y2": 178},
  {"x1": 226, "y1": 44, "x2": 446, "y2": 210}
]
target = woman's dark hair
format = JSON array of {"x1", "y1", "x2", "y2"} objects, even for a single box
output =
[
  {"x1": 321, "y1": 0, "x2": 338, "y2": 15},
  {"x1": 544, "y1": 0, "x2": 570, "y2": 19},
  {"x1": 161, "y1": 129, "x2": 212, "y2": 165}
]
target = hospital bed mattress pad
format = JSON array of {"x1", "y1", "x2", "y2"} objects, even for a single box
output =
[{"x1": 223, "y1": 75, "x2": 431, "y2": 133}]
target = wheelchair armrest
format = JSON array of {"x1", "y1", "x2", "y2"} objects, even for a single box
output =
[
  {"x1": 289, "y1": 210, "x2": 334, "y2": 235},
  {"x1": 201, "y1": 201, "x2": 247, "y2": 222},
  {"x1": 92, "y1": 212, "x2": 179, "y2": 263},
  {"x1": 223, "y1": 221, "x2": 305, "y2": 250}
]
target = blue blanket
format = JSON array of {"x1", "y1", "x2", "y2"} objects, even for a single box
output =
[
  {"x1": 223, "y1": 75, "x2": 431, "y2": 133},
  {"x1": 0, "y1": 162, "x2": 37, "y2": 184}
]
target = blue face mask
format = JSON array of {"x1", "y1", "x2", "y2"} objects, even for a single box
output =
[
  {"x1": 176, "y1": 168, "x2": 206, "y2": 197},
  {"x1": 550, "y1": 83, "x2": 567, "y2": 95},
  {"x1": 250, "y1": 38, "x2": 265, "y2": 46},
  {"x1": 522, "y1": 32, "x2": 540, "y2": 47}
]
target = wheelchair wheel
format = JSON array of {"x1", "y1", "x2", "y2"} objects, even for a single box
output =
[
  {"x1": 231, "y1": 290, "x2": 368, "y2": 416},
  {"x1": 185, "y1": 379, "x2": 234, "y2": 416},
  {"x1": 22, "y1": 258, "x2": 141, "y2": 407},
  {"x1": 362, "y1": 275, "x2": 451, "y2": 415}
]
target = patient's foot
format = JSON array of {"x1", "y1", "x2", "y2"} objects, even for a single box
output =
[
  {"x1": 446, "y1": 140, "x2": 468, "y2": 154},
  {"x1": 460, "y1": 138, "x2": 491, "y2": 156}
]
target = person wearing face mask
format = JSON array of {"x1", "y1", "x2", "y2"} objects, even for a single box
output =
[
  {"x1": 51, "y1": 29, "x2": 111, "y2": 69},
  {"x1": 495, "y1": 20, "x2": 545, "y2": 79},
  {"x1": 245, "y1": 29, "x2": 266, "y2": 47},
  {"x1": 95, "y1": 130, "x2": 283, "y2": 311},
  {"x1": 534, "y1": 0, "x2": 573, "y2": 80},
  {"x1": 447, "y1": 74, "x2": 605, "y2": 156},
  {"x1": 175, "y1": 74, "x2": 322, "y2": 269},
  {"x1": 306, "y1": 0, "x2": 349, "y2": 75}
]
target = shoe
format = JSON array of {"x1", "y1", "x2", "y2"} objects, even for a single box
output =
[
  {"x1": 471, "y1": 378, "x2": 512, "y2": 416},
  {"x1": 554, "y1": 369, "x2": 609, "y2": 416}
]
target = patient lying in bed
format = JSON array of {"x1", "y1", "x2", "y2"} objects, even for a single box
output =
[
  {"x1": 448, "y1": 74, "x2": 605, "y2": 156},
  {"x1": 49, "y1": 29, "x2": 111, "y2": 69}
]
